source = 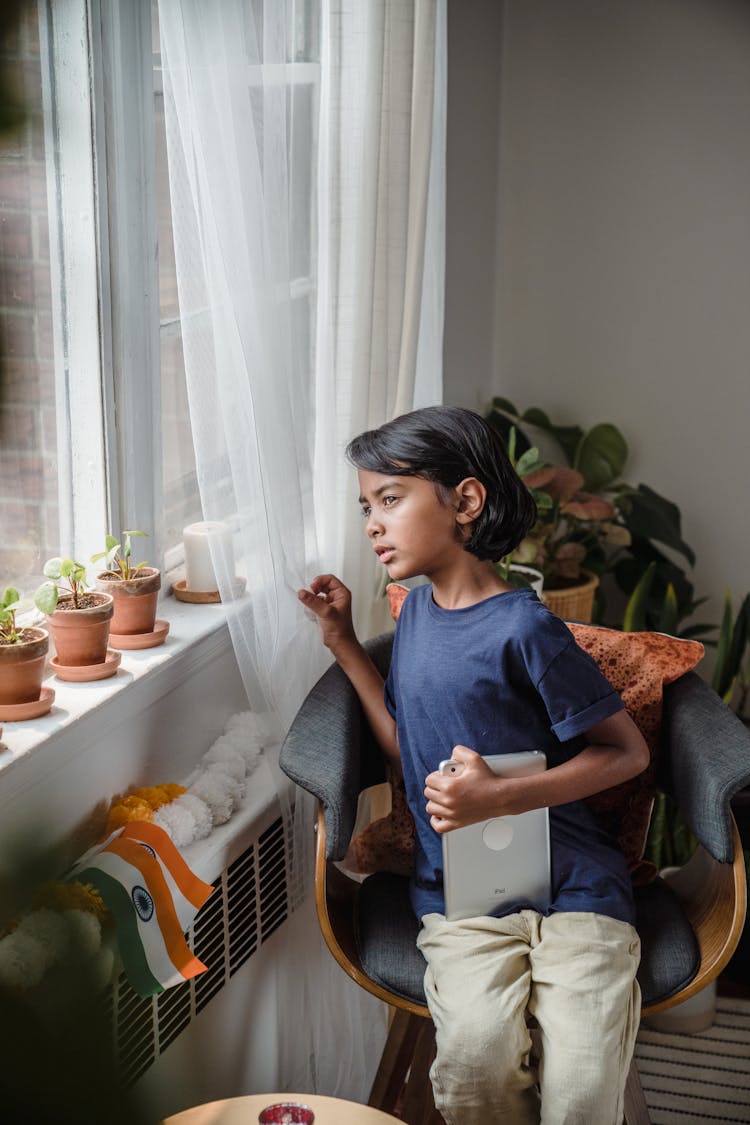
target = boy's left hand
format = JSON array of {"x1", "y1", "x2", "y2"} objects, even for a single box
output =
[{"x1": 424, "y1": 745, "x2": 502, "y2": 833}]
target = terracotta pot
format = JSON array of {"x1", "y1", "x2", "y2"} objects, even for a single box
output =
[
  {"x1": 94, "y1": 567, "x2": 160, "y2": 635},
  {"x1": 46, "y1": 593, "x2": 114, "y2": 666},
  {"x1": 0, "y1": 627, "x2": 49, "y2": 704}
]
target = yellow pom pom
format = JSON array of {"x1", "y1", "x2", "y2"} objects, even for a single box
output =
[
  {"x1": 160, "y1": 783, "x2": 186, "y2": 803},
  {"x1": 106, "y1": 797, "x2": 153, "y2": 834},
  {"x1": 33, "y1": 880, "x2": 108, "y2": 922},
  {"x1": 130, "y1": 786, "x2": 165, "y2": 810}
]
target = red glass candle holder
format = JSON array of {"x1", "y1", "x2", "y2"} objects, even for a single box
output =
[{"x1": 258, "y1": 1103, "x2": 315, "y2": 1125}]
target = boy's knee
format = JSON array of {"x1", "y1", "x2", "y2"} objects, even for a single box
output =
[
  {"x1": 434, "y1": 1008, "x2": 531, "y2": 1079},
  {"x1": 430, "y1": 1013, "x2": 539, "y2": 1124}
]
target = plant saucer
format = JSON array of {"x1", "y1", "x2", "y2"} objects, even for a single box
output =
[
  {"x1": 108, "y1": 619, "x2": 170, "y2": 650},
  {"x1": 172, "y1": 577, "x2": 246, "y2": 603},
  {"x1": 0, "y1": 685, "x2": 56, "y2": 721},
  {"x1": 50, "y1": 649, "x2": 122, "y2": 682}
]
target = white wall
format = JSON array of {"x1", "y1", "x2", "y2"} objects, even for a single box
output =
[
  {"x1": 444, "y1": 0, "x2": 750, "y2": 626},
  {"x1": 0, "y1": 632, "x2": 249, "y2": 858}
]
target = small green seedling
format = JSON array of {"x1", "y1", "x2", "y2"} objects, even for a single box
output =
[
  {"x1": 90, "y1": 530, "x2": 149, "y2": 581},
  {"x1": 0, "y1": 586, "x2": 27, "y2": 643},
  {"x1": 35, "y1": 557, "x2": 89, "y2": 614}
]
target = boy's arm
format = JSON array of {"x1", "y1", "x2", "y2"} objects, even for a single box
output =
[
  {"x1": 298, "y1": 575, "x2": 401, "y2": 768},
  {"x1": 424, "y1": 709, "x2": 649, "y2": 833}
]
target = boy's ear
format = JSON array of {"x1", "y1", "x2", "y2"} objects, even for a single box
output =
[{"x1": 454, "y1": 477, "x2": 486, "y2": 525}]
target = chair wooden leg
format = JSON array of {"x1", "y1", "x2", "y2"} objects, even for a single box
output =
[
  {"x1": 368, "y1": 1010, "x2": 445, "y2": 1124},
  {"x1": 623, "y1": 1057, "x2": 650, "y2": 1125},
  {"x1": 399, "y1": 1019, "x2": 442, "y2": 1125},
  {"x1": 368, "y1": 1009, "x2": 425, "y2": 1115}
]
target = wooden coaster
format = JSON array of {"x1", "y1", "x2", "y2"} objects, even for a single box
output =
[
  {"x1": 172, "y1": 577, "x2": 246, "y2": 603},
  {"x1": 0, "y1": 684, "x2": 56, "y2": 721},
  {"x1": 50, "y1": 649, "x2": 122, "y2": 682},
  {"x1": 109, "y1": 619, "x2": 170, "y2": 650},
  {"x1": 172, "y1": 579, "x2": 220, "y2": 603}
]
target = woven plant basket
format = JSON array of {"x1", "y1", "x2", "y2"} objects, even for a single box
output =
[{"x1": 541, "y1": 571, "x2": 599, "y2": 623}]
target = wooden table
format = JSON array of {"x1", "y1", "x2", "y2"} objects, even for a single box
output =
[{"x1": 162, "y1": 1093, "x2": 401, "y2": 1124}]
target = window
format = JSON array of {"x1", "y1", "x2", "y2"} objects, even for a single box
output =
[
  {"x1": 0, "y1": 0, "x2": 165, "y2": 591},
  {"x1": 150, "y1": 0, "x2": 321, "y2": 568},
  {"x1": 0, "y1": 0, "x2": 320, "y2": 594}
]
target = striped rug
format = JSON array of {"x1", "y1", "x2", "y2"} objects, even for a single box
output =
[{"x1": 634, "y1": 997, "x2": 750, "y2": 1123}]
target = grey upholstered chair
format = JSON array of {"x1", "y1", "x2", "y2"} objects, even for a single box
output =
[{"x1": 280, "y1": 633, "x2": 750, "y2": 1125}]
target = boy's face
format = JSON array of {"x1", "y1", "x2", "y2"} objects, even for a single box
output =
[{"x1": 357, "y1": 469, "x2": 464, "y2": 582}]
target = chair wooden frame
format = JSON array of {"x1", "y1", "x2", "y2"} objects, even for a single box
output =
[{"x1": 314, "y1": 805, "x2": 747, "y2": 1125}]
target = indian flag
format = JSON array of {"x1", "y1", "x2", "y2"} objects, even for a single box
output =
[{"x1": 73, "y1": 821, "x2": 215, "y2": 997}]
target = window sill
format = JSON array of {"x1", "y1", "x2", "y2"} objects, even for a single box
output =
[{"x1": 0, "y1": 593, "x2": 236, "y2": 792}]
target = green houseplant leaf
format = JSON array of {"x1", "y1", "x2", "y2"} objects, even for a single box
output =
[
  {"x1": 484, "y1": 399, "x2": 532, "y2": 458},
  {"x1": 35, "y1": 556, "x2": 88, "y2": 611},
  {"x1": 616, "y1": 485, "x2": 695, "y2": 566},
  {"x1": 657, "y1": 582, "x2": 680, "y2": 637},
  {"x1": 90, "y1": 530, "x2": 149, "y2": 580},
  {"x1": 521, "y1": 407, "x2": 584, "y2": 466},
  {"x1": 573, "y1": 423, "x2": 628, "y2": 491},
  {"x1": 34, "y1": 581, "x2": 59, "y2": 616},
  {"x1": 622, "y1": 561, "x2": 656, "y2": 633},
  {"x1": 2, "y1": 586, "x2": 19, "y2": 610},
  {"x1": 515, "y1": 445, "x2": 543, "y2": 478},
  {"x1": 712, "y1": 591, "x2": 734, "y2": 699},
  {"x1": 712, "y1": 591, "x2": 750, "y2": 704},
  {"x1": 42, "y1": 557, "x2": 63, "y2": 580},
  {"x1": 727, "y1": 592, "x2": 750, "y2": 689}
]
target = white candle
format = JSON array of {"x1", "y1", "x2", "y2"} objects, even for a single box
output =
[{"x1": 183, "y1": 521, "x2": 235, "y2": 592}]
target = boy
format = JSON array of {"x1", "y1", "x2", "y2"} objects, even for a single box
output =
[{"x1": 299, "y1": 406, "x2": 648, "y2": 1124}]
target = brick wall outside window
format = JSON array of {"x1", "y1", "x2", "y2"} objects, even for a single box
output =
[{"x1": 0, "y1": 8, "x2": 58, "y2": 589}]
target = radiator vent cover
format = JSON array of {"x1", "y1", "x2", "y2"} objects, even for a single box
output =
[{"x1": 112, "y1": 813, "x2": 290, "y2": 1087}]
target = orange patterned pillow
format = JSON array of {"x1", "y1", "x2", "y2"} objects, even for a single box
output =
[
  {"x1": 566, "y1": 623, "x2": 703, "y2": 882},
  {"x1": 349, "y1": 583, "x2": 703, "y2": 883},
  {"x1": 347, "y1": 762, "x2": 416, "y2": 877},
  {"x1": 386, "y1": 581, "x2": 410, "y2": 621}
]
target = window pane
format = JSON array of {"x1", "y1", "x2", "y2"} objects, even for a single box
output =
[
  {"x1": 0, "y1": 7, "x2": 58, "y2": 591},
  {"x1": 289, "y1": 81, "x2": 314, "y2": 280},
  {"x1": 150, "y1": 0, "x2": 320, "y2": 558},
  {"x1": 154, "y1": 88, "x2": 178, "y2": 322}
]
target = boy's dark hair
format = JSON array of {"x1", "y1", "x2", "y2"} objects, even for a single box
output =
[{"x1": 346, "y1": 406, "x2": 536, "y2": 562}]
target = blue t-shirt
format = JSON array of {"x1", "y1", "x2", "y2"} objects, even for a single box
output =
[{"x1": 384, "y1": 585, "x2": 636, "y2": 925}]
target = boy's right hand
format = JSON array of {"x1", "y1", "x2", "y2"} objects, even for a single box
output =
[
  {"x1": 300, "y1": 575, "x2": 400, "y2": 767},
  {"x1": 298, "y1": 574, "x2": 357, "y2": 654}
]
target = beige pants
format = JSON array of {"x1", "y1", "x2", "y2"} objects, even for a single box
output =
[{"x1": 417, "y1": 910, "x2": 641, "y2": 1125}]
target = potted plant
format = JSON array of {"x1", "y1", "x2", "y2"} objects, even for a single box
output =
[
  {"x1": 91, "y1": 531, "x2": 161, "y2": 638},
  {"x1": 35, "y1": 557, "x2": 114, "y2": 670},
  {"x1": 0, "y1": 586, "x2": 49, "y2": 706},
  {"x1": 492, "y1": 423, "x2": 624, "y2": 622},
  {"x1": 485, "y1": 398, "x2": 707, "y2": 631}
]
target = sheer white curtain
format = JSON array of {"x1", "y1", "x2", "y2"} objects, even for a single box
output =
[
  {"x1": 158, "y1": 0, "x2": 445, "y2": 1100},
  {"x1": 316, "y1": 0, "x2": 446, "y2": 637}
]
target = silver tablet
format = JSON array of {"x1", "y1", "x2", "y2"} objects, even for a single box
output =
[{"x1": 439, "y1": 751, "x2": 551, "y2": 921}]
